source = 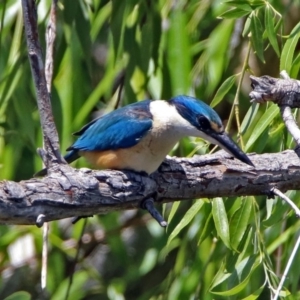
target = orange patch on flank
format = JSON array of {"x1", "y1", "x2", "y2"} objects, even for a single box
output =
[{"x1": 80, "y1": 150, "x2": 128, "y2": 170}]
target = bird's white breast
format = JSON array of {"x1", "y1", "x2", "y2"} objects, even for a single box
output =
[{"x1": 149, "y1": 100, "x2": 202, "y2": 137}]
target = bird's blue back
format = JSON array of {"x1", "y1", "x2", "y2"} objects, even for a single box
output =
[{"x1": 67, "y1": 100, "x2": 153, "y2": 152}]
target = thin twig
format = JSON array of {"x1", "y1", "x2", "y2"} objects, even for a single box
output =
[
  {"x1": 226, "y1": 41, "x2": 251, "y2": 149},
  {"x1": 21, "y1": 0, "x2": 62, "y2": 167},
  {"x1": 279, "y1": 71, "x2": 300, "y2": 147},
  {"x1": 41, "y1": 0, "x2": 58, "y2": 291},
  {"x1": 280, "y1": 70, "x2": 290, "y2": 80},
  {"x1": 280, "y1": 106, "x2": 300, "y2": 147},
  {"x1": 45, "y1": 0, "x2": 57, "y2": 93},
  {"x1": 271, "y1": 188, "x2": 300, "y2": 217},
  {"x1": 41, "y1": 222, "x2": 49, "y2": 290},
  {"x1": 273, "y1": 232, "x2": 300, "y2": 300}
]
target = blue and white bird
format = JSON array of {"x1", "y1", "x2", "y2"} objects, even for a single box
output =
[{"x1": 61, "y1": 95, "x2": 253, "y2": 174}]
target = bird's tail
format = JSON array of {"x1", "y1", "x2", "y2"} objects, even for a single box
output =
[
  {"x1": 34, "y1": 150, "x2": 80, "y2": 177},
  {"x1": 64, "y1": 149, "x2": 80, "y2": 164}
]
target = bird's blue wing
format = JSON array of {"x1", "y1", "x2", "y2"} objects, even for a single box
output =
[{"x1": 67, "y1": 100, "x2": 153, "y2": 152}]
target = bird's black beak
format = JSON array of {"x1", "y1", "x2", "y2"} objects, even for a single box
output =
[{"x1": 210, "y1": 131, "x2": 254, "y2": 167}]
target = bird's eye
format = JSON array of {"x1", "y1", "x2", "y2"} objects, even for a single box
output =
[{"x1": 197, "y1": 115, "x2": 211, "y2": 131}]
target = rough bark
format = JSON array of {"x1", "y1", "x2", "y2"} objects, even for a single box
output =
[
  {"x1": 0, "y1": 150, "x2": 299, "y2": 225},
  {"x1": 22, "y1": 0, "x2": 63, "y2": 168},
  {"x1": 249, "y1": 75, "x2": 300, "y2": 107},
  {"x1": 250, "y1": 73, "x2": 300, "y2": 154}
]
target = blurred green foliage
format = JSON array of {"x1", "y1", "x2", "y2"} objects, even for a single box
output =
[{"x1": 1, "y1": 0, "x2": 300, "y2": 299}]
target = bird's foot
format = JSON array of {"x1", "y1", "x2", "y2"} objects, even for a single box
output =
[{"x1": 140, "y1": 197, "x2": 168, "y2": 227}]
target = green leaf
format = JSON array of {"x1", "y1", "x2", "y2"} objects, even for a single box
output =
[
  {"x1": 197, "y1": 212, "x2": 213, "y2": 245},
  {"x1": 4, "y1": 292, "x2": 31, "y2": 300},
  {"x1": 245, "y1": 104, "x2": 279, "y2": 151},
  {"x1": 241, "y1": 284, "x2": 265, "y2": 299},
  {"x1": 242, "y1": 16, "x2": 252, "y2": 37},
  {"x1": 265, "y1": 198, "x2": 274, "y2": 220},
  {"x1": 224, "y1": 0, "x2": 265, "y2": 8},
  {"x1": 263, "y1": 191, "x2": 296, "y2": 227},
  {"x1": 211, "y1": 255, "x2": 260, "y2": 296},
  {"x1": 212, "y1": 198, "x2": 231, "y2": 249},
  {"x1": 110, "y1": 0, "x2": 127, "y2": 56},
  {"x1": 241, "y1": 103, "x2": 260, "y2": 135},
  {"x1": 267, "y1": 223, "x2": 299, "y2": 254},
  {"x1": 222, "y1": 1, "x2": 252, "y2": 11},
  {"x1": 250, "y1": 14, "x2": 265, "y2": 63},
  {"x1": 167, "y1": 201, "x2": 180, "y2": 224},
  {"x1": 280, "y1": 21, "x2": 300, "y2": 73},
  {"x1": 290, "y1": 52, "x2": 300, "y2": 78},
  {"x1": 73, "y1": 65, "x2": 120, "y2": 128},
  {"x1": 230, "y1": 197, "x2": 253, "y2": 250},
  {"x1": 51, "y1": 270, "x2": 89, "y2": 299},
  {"x1": 91, "y1": 2, "x2": 112, "y2": 42},
  {"x1": 199, "y1": 19, "x2": 234, "y2": 96},
  {"x1": 167, "y1": 200, "x2": 204, "y2": 246},
  {"x1": 210, "y1": 74, "x2": 237, "y2": 108},
  {"x1": 265, "y1": 5, "x2": 280, "y2": 57},
  {"x1": 218, "y1": 8, "x2": 251, "y2": 19},
  {"x1": 167, "y1": 8, "x2": 191, "y2": 94}
]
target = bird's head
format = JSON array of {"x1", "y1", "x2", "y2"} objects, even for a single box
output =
[{"x1": 170, "y1": 95, "x2": 254, "y2": 166}]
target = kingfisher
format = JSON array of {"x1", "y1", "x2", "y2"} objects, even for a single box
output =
[{"x1": 57, "y1": 95, "x2": 253, "y2": 174}]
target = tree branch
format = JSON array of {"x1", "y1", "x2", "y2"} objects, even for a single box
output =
[
  {"x1": 250, "y1": 72, "x2": 300, "y2": 155},
  {"x1": 0, "y1": 150, "x2": 300, "y2": 225},
  {"x1": 21, "y1": 0, "x2": 63, "y2": 167},
  {"x1": 249, "y1": 74, "x2": 300, "y2": 108}
]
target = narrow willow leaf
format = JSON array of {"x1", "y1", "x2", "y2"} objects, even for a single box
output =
[
  {"x1": 250, "y1": 14, "x2": 265, "y2": 63},
  {"x1": 73, "y1": 65, "x2": 120, "y2": 128},
  {"x1": 222, "y1": 1, "x2": 252, "y2": 10},
  {"x1": 242, "y1": 16, "x2": 252, "y2": 37},
  {"x1": 250, "y1": 0, "x2": 265, "y2": 6},
  {"x1": 230, "y1": 198, "x2": 252, "y2": 250},
  {"x1": 290, "y1": 52, "x2": 300, "y2": 78},
  {"x1": 224, "y1": 0, "x2": 264, "y2": 8},
  {"x1": 210, "y1": 74, "x2": 237, "y2": 108},
  {"x1": 245, "y1": 104, "x2": 279, "y2": 151},
  {"x1": 241, "y1": 103, "x2": 260, "y2": 135},
  {"x1": 110, "y1": 0, "x2": 134, "y2": 57},
  {"x1": 197, "y1": 212, "x2": 213, "y2": 245},
  {"x1": 265, "y1": 5, "x2": 280, "y2": 57},
  {"x1": 263, "y1": 192, "x2": 295, "y2": 227},
  {"x1": 91, "y1": 2, "x2": 112, "y2": 42},
  {"x1": 167, "y1": 9, "x2": 191, "y2": 95},
  {"x1": 267, "y1": 224, "x2": 298, "y2": 254},
  {"x1": 211, "y1": 255, "x2": 260, "y2": 296},
  {"x1": 167, "y1": 200, "x2": 204, "y2": 246},
  {"x1": 265, "y1": 198, "x2": 274, "y2": 220},
  {"x1": 218, "y1": 8, "x2": 251, "y2": 19},
  {"x1": 212, "y1": 198, "x2": 231, "y2": 249},
  {"x1": 167, "y1": 201, "x2": 180, "y2": 224},
  {"x1": 241, "y1": 284, "x2": 265, "y2": 300},
  {"x1": 204, "y1": 20, "x2": 234, "y2": 95},
  {"x1": 280, "y1": 22, "x2": 300, "y2": 73}
]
